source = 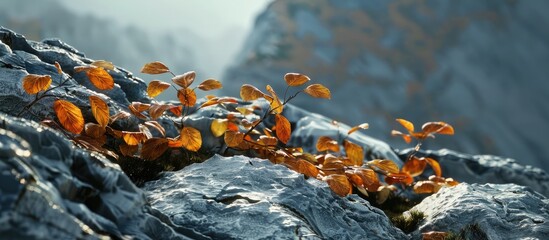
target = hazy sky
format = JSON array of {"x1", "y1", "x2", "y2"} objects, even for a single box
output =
[{"x1": 58, "y1": 0, "x2": 272, "y2": 38}]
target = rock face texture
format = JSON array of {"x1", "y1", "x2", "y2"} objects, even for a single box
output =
[
  {"x1": 144, "y1": 154, "x2": 408, "y2": 240},
  {"x1": 222, "y1": 0, "x2": 549, "y2": 172},
  {"x1": 410, "y1": 183, "x2": 549, "y2": 239}
]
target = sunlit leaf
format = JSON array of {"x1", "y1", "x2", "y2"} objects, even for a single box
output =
[
  {"x1": 167, "y1": 137, "x2": 183, "y2": 148},
  {"x1": 325, "y1": 174, "x2": 352, "y2": 197},
  {"x1": 211, "y1": 119, "x2": 228, "y2": 137},
  {"x1": 304, "y1": 84, "x2": 331, "y2": 99},
  {"x1": 344, "y1": 140, "x2": 363, "y2": 166},
  {"x1": 110, "y1": 111, "x2": 131, "y2": 124},
  {"x1": 240, "y1": 84, "x2": 265, "y2": 101},
  {"x1": 147, "y1": 80, "x2": 171, "y2": 98},
  {"x1": 169, "y1": 105, "x2": 183, "y2": 116},
  {"x1": 89, "y1": 95, "x2": 109, "y2": 127},
  {"x1": 396, "y1": 118, "x2": 414, "y2": 132},
  {"x1": 180, "y1": 126, "x2": 202, "y2": 152},
  {"x1": 22, "y1": 74, "x2": 52, "y2": 94},
  {"x1": 445, "y1": 178, "x2": 459, "y2": 186},
  {"x1": 91, "y1": 60, "x2": 115, "y2": 70},
  {"x1": 53, "y1": 100, "x2": 84, "y2": 134},
  {"x1": 54, "y1": 61, "x2": 63, "y2": 74},
  {"x1": 284, "y1": 72, "x2": 310, "y2": 87},
  {"x1": 402, "y1": 157, "x2": 427, "y2": 177},
  {"x1": 172, "y1": 71, "x2": 195, "y2": 88},
  {"x1": 275, "y1": 114, "x2": 291, "y2": 144},
  {"x1": 224, "y1": 130, "x2": 244, "y2": 148},
  {"x1": 258, "y1": 135, "x2": 278, "y2": 146},
  {"x1": 348, "y1": 123, "x2": 369, "y2": 135},
  {"x1": 74, "y1": 65, "x2": 95, "y2": 73},
  {"x1": 385, "y1": 172, "x2": 414, "y2": 185},
  {"x1": 424, "y1": 157, "x2": 442, "y2": 177},
  {"x1": 141, "y1": 61, "x2": 170, "y2": 74},
  {"x1": 413, "y1": 181, "x2": 440, "y2": 194},
  {"x1": 316, "y1": 136, "x2": 340, "y2": 152},
  {"x1": 119, "y1": 143, "x2": 138, "y2": 157},
  {"x1": 122, "y1": 131, "x2": 147, "y2": 146},
  {"x1": 265, "y1": 85, "x2": 283, "y2": 114},
  {"x1": 198, "y1": 78, "x2": 222, "y2": 91},
  {"x1": 141, "y1": 138, "x2": 169, "y2": 160},
  {"x1": 367, "y1": 159, "x2": 399, "y2": 174},
  {"x1": 177, "y1": 88, "x2": 197, "y2": 107},
  {"x1": 391, "y1": 130, "x2": 412, "y2": 144},
  {"x1": 86, "y1": 66, "x2": 114, "y2": 90},
  {"x1": 129, "y1": 102, "x2": 151, "y2": 119},
  {"x1": 422, "y1": 122, "x2": 454, "y2": 135},
  {"x1": 356, "y1": 169, "x2": 380, "y2": 192},
  {"x1": 296, "y1": 159, "x2": 319, "y2": 178},
  {"x1": 143, "y1": 121, "x2": 166, "y2": 136},
  {"x1": 148, "y1": 104, "x2": 175, "y2": 120},
  {"x1": 376, "y1": 185, "x2": 395, "y2": 204}
]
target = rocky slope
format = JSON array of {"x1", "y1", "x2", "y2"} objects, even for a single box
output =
[
  {"x1": 222, "y1": 0, "x2": 549, "y2": 172},
  {"x1": 1, "y1": 27, "x2": 548, "y2": 239}
]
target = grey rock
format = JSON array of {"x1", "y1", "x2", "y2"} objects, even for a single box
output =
[
  {"x1": 144, "y1": 154, "x2": 408, "y2": 240},
  {"x1": 410, "y1": 183, "x2": 549, "y2": 240}
]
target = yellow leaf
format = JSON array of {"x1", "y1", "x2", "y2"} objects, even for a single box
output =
[
  {"x1": 53, "y1": 100, "x2": 84, "y2": 134},
  {"x1": 147, "y1": 80, "x2": 171, "y2": 98},
  {"x1": 304, "y1": 84, "x2": 331, "y2": 99},
  {"x1": 22, "y1": 74, "x2": 52, "y2": 94},
  {"x1": 284, "y1": 73, "x2": 310, "y2": 87},
  {"x1": 54, "y1": 61, "x2": 63, "y2": 74},
  {"x1": 197, "y1": 78, "x2": 222, "y2": 91},
  {"x1": 141, "y1": 61, "x2": 170, "y2": 74},
  {"x1": 211, "y1": 119, "x2": 228, "y2": 137},
  {"x1": 91, "y1": 60, "x2": 114, "y2": 71},
  {"x1": 344, "y1": 140, "x2": 363, "y2": 166},
  {"x1": 240, "y1": 84, "x2": 265, "y2": 101},
  {"x1": 325, "y1": 174, "x2": 352, "y2": 197},
  {"x1": 316, "y1": 136, "x2": 340, "y2": 152},
  {"x1": 347, "y1": 123, "x2": 369, "y2": 135},
  {"x1": 141, "y1": 138, "x2": 169, "y2": 160},
  {"x1": 396, "y1": 118, "x2": 414, "y2": 132},
  {"x1": 89, "y1": 96, "x2": 109, "y2": 127},
  {"x1": 265, "y1": 85, "x2": 283, "y2": 114},
  {"x1": 224, "y1": 130, "x2": 244, "y2": 148},
  {"x1": 367, "y1": 159, "x2": 400, "y2": 174},
  {"x1": 122, "y1": 131, "x2": 147, "y2": 146},
  {"x1": 177, "y1": 88, "x2": 197, "y2": 107},
  {"x1": 86, "y1": 67, "x2": 114, "y2": 90},
  {"x1": 180, "y1": 127, "x2": 202, "y2": 152},
  {"x1": 275, "y1": 114, "x2": 291, "y2": 144},
  {"x1": 296, "y1": 159, "x2": 319, "y2": 178},
  {"x1": 172, "y1": 71, "x2": 195, "y2": 88}
]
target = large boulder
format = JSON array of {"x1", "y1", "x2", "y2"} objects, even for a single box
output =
[{"x1": 222, "y1": 0, "x2": 549, "y2": 172}]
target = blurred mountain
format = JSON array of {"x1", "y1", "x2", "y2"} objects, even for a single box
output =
[{"x1": 223, "y1": 0, "x2": 549, "y2": 171}]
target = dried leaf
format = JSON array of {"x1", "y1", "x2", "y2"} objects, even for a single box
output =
[
  {"x1": 304, "y1": 84, "x2": 331, "y2": 99},
  {"x1": 143, "y1": 121, "x2": 166, "y2": 136},
  {"x1": 284, "y1": 73, "x2": 310, "y2": 87},
  {"x1": 180, "y1": 126, "x2": 202, "y2": 152},
  {"x1": 367, "y1": 159, "x2": 399, "y2": 174},
  {"x1": 119, "y1": 143, "x2": 138, "y2": 157},
  {"x1": 141, "y1": 138, "x2": 169, "y2": 160},
  {"x1": 265, "y1": 85, "x2": 283, "y2": 114},
  {"x1": 129, "y1": 102, "x2": 151, "y2": 119},
  {"x1": 402, "y1": 157, "x2": 427, "y2": 177},
  {"x1": 224, "y1": 130, "x2": 244, "y2": 148},
  {"x1": 86, "y1": 67, "x2": 114, "y2": 90},
  {"x1": 54, "y1": 61, "x2": 63, "y2": 74},
  {"x1": 344, "y1": 140, "x2": 363, "y2": 166},
  {"x1": 396, "y1": 118, "x2": 414, "y2": 132},
  {"x1": 91, "y1": 60, "x2": 114, "y2": 70},
  {"x1": 84, "y1": 123, "x2": 106, "y2": 139},
  {"x1": 348, "y1": 123, "x2": 369, "y2": 135},
  {"x1": 316, "y1": 136, "x2": 340, "y2": 152},
  {"x1": 356, "y1": 169, "x2": 380, "y2": 192},
  {"x1": 258, "y1": 135, "x2": 278, "y2": 146},
  {"x1": 172, "y1": 71, "x2": 195, "y2": 88},
  {"x1": 385, "y1": 172, "x2": 414, "y2": 185},
  {"x1": 240, "y1": 84, "x2": 265, "y2": 101},
  {"x1": 424, "y1": 157, "x2": 442, "y2": 177},
  {"x1": 376, "y1": 186, "x2": 394, "y2": 204},
  {"x1": 177, "y1": 88, "x2": 197, "y2": 107},
  {"x1": 110, "y1": 111, "x2": 131, "y2": 123},
  {"x1": 122, "y1": 131, "x2": 147, "y2": 146},
  {"x1": 413, "y1": 181, "x2": 440, "y2": 194},
  {"x1": 391, "y1": 130, "x2": 412, "y2": 144},
  {"x1": 74, "y1": 135, "x2": 117, "y2": 159},
  {"x1": 148, "y1": 104, "x2": 175, "y2": 120},
  {"x1": 74, "y1": 65, "x2": 95, "y2": 73},
  {"x1": 147, "y1": 80, "x2": 171, "y2": 98},
  {"x1": 422, "y1": 122, "x2": 454, "y2": 135},
  {"x1": 198, "y1": 78, "x2": 222, "y2": 91},
  {"x1": 53, "y1": 100, "x2": 84, "y2": 134},
  {"x1": 275, "y1": 114, "x2": 291, "y2": 144},
  {"x1": 89, "y1": 95, "x2": 109, "y2": 127},
  {"x1": 211, "y1": 119, "x2": 228, "y2": 137},
  {"x1": 422, "y1": 231, "x2": 449, "y2": 240},
  {"x1": 325, "y1": 174, "x2": 352, "y2": 197},
  {"x1": 141, "y1": 61, "x2": 170, "y2": 74},
  {"x1": 296, "y1": 159, "x2": 319, "y2": 178},
  {"x1": 22, "y1": 74, "x2": 52, "y2": 94}
]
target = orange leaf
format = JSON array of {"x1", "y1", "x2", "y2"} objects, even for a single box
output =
[
  {"x1": 169, "y1": 105, "x2": 183, "y2": 116},
  {"x1": 74, "y1": 65, "x2": 95, "y2": 73},
  {"x1": 304, "y1": 84, "x2": 331, "y2": 99},
  {"x1": 385, "y1": 172, "x2": 414, "y2": 185},
  {"x1": 91, "y1": 60, "x2": 114, "y2": 70},
  {"x1": 316, "y1": 136, "x2": 340, "y2": 152},
  {"x1": 180, "y1": 126, "x2": 202, "y2": 152},
  {"x1": 396, "y1": 118, "x2": 414, "y2": 133},
  {"x1": 167, "y1": 137, "x2": 183, "y2": 148},
  {"x1": 54, "y1": 61, "x2": 63, "y2": 74},
  {"x1": 53, "y1": 100, "x2": 84, "y2": 134},
  {"x1": 325, "y1": 174, "x2": 352, "y2": 197},
  {"x1": 356, "y1": 169, "x2": 380, "y2": 192},
  {"x1": 413, "y1": 181, "x2": 440, "y2": 194},
  {"x1": 122, "y1": 131, "x2": 147, "y2": 146},
  {"x1": 224, "y1": 130, "x2": 244, "y2": 148},
  {"x1": 391, "y1": 130, "x2": 412, "y2": 144},
  {"x1": 86, "y1": 66, "x2": 114, "y2": 90},
  {"x1": 74, "y1": 135, "x2": 117, "y2": 159},
  {"x1": 119, "y1": 143, "x2": 138, "y2": 157},
  {"x1": 141, "y1": 138, "x2": 169, "y2": 160},
  {"x1": 344, "y1": 140, "x2": 363, "y2": 166},
  {"x1": 402, "y1": 157, "x2": 427, "y2": 177},
  {"x1": 258, "y1": 135, "x2": 278, "y2": 146},
  {"x1": 422, "y1": 122, "x2": 454, "y2": 135},
  {"x1": 22, "y1": 74, "x2": 52, "y2": 94},
  {"x1": 148, "y1": 104, "x2": 175, "y2": 120},
  {"x1": 110, "y1": 111, "x2": 131, "y2": 124},
  {"x1": 143, "y1": 121, "x2": 166, "y2": 136},
  {"x1": 275, "y1": 114, "x2": 291, "y2": 144},
  {"x1": 296, "y1": 159, "x2": 319, "y2": 178},
  {"x1": 129, "y1": 102, "x2": 151, "y2": 119},
  {"x1": 424, "y1": 157, "x2": 442, "y2": 177},
  {"x1": 265, "y1": 85, "x2": 283, "y2": 114},
  {"x1": 211, "y1": 119, "x2": 228, "y2": 137},
  {"x1": 284, "y1": 73, "x2": 310, "y2": 87},
  {"x1": 240, "y1": 84, "x2": 265, "y2": 101},
  {"x1": 347, "y1": 123, "x2": 369, "y2": 135},
  {"x1": 141, "y1": 61, "x2": 170, "y2": 74},
  {"x1": 367, "y1": 159, "x2": 400, "y2": 174},
  {"x1": 177, "y1": 88, "x2": 197, "y2": 107},
  {"x1": 198, "y1": 78, "x2": 222, "y2": 91},
  {"x1": 89, "y1": 95, "x2": 109, "y2": 127},
  {"x1": 172, "y1": 71, "x2": 195, "y2": 88},
  {"x1": 147, "y1": 80, "x2": 171, "y2": 98}
]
